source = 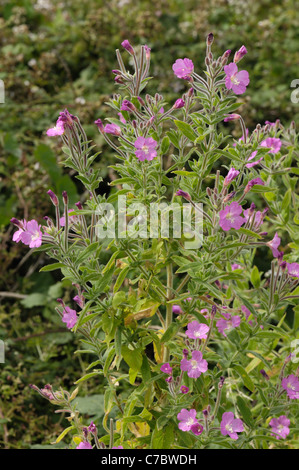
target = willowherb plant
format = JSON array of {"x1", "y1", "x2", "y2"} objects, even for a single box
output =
[{"x1": 11, "y1": 35, "x2": 299, "y2": 449}]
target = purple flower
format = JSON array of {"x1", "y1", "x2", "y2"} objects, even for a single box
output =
[
  {"x1": 267, "y1": 232, "x2": 281, "y2": 258},
  {"x1": 160, "y1": 363, "x2": 173, "y2": 375},
  {"x1": 134, "y1": 136, "x2": 158, "y2": 161},
  {"x1": 94, "y1": 119, "x2": 104, "y2": 132},
  {"x1": 191, "y1": 423, "x2": 204, "y2": 436},
  {"x1": 175, "y1": 190, "x2": 191, "y2": 201},
  {"x1": 269, "y1": 415, "x2": 290, "y2": 440},
  {"x1": 233, "y1": 46, "x2": 247, "y2": 63},
  {"x1": 244, "y1": 178, "x2": 264, "y2": 193},
  {"x1": 180, "y1": 385, "x2": 189, "y2": 394},
  {"x1": 220, "y1": 412, "x2": 244, "y2": 440},
  {"x1": 104, "y1": 123, "x2": 121, "y2": 136},
  {"x1": 172, "y1": 58, "x2": 194, "y2": 79},
  {"x1": 224, "y1": 63, "x2": 250, "y2": 95},
  {"x1": 46, "y1": 121, "x2": 64, "y2": 137},
  {"x1": 185, "y1": 321, "x2": 209, "y2": 340},
  {"x1": 13, "y1": 219, "x2": 43, "y2": 248},
  {"x1": 121, "y1": 40, "x2": 134, "y2": 54},
  {"x1": 243, "y1": 207, "x2": 263, "y2": 229},
  {"x1": 224, "y1": 168, "x2": 239, "y2": 186},
  {"x1": 260, "y1": 137, "x2": 281, "y2": 154},
  {"x1": 281, "y1": 374, "x2": 299, "y2": 399},
  {"x1": 286, "y1": 263, "x2": 299, "y2": 278},
  {"x1": 118, "y1": 113, "x2": 126, "y2": 124},
  {"x1": 76, "y1": 441, "x2": 93, "y2": 449},
  {"x1": 177, "y1": 409, "x2": 198, "y2": 432},
  {"x1": 59, "y1": 209, "x2": 77, "y2": 227},
  {"x1": 180, "y1": 350, "x2": 208, "y2": 379},
  {"x1": 121, "y1": 100, "x2": 136, "y2": 112},
  {"x1": 144, "y1": 44, "x2": 151, "y2": 60},
  {"x1": 216, "y1": 313, "x2": 241, "y2": 337},
  {"x1": 112, "y1": 446, "x2": 124, "y2": 449},
  {"x1": 88, "y1": 422, "x2": 97, "y2": 434},
  {"x1": 173, "y1": 99, "x2": 185, "y2": 109},
  {"x1": 223, "y1": 114, "x2": 240, "y2": 122},
  {"x1": 62, "y1": 306, "x2": 78, "y2": 329},
  {"x1": 172, "y1": 304, "x2": 183, "y2": 314},
  {"x1": 245, "y1": 151, "x2": 263, "y2": 168},
  {"x1": 219, "y1": 202, "x2": 245, "y2": 231},
  {"x1": 231, "y1": 263, "x2": 242, "y2": 270}
]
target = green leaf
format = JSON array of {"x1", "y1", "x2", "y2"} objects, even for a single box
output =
[
  {"x1": 160, "y1": 322, "x2": 181, "y2": 343},
  {"x1": 174, "y1": 120, "x2": 197, "y2": 142},
  {"x1": 113, "y1": 266, "x2": 130, "y2": 293},
  {"x1": 121, "y1": 346, "x2": 142, "y2": 371},
  {"x1": 236, "y1": 396, "x2": 254, "y2": 428},
  {"x1": 250, "y1": 265, "x2": 261, "y2": 288},
  {"x1": 233, "y1": 364, "x2": 255, "y2": 392},
  {"x1": 40, "y1": 262, "x2": 65, "y2": 272}
]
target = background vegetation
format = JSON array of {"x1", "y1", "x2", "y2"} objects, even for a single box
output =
[{"x1": 0, "y1": 0, "x2": 298, "y2": 448}]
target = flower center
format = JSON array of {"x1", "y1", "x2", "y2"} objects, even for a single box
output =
[
  {"x1": 187, "y1": 417, "x2": 195, "y2": 426},
  {"x1": 190, "y1": 360, "x2": 198, "y2": 369},
  {"x1": 32, "y1": 231, "x2": 40, "y2": 241},
  {"x1": 142, "y1": 145, "x2": 149, "y2": 154},
  {"x1": 231, "y1": 75, "x2": 240, "y2": 85},
  {"x1": 287, "y1": 382, "x2": 295, "y2": 390},
  {"x1": 226, "y1": 423, "x2": 234, "y2": 433}
]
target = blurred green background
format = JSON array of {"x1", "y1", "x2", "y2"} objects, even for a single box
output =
[{"x1": 0, "y1": 0, "x2": 298, "y2": 448}]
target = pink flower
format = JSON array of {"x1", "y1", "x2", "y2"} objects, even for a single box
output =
[
  {"x1": 175, "y1": 190, "x2": 191, "y2": 201},
  {"x1": 269, "y1": 415, "x2": 290, "y2": 440},
  {"x1": 104, "y1": 123, "x2": 121, "y2": 136},
  {"x1": 267, "y1": 232, "x2": 281, "y2": 257},
  {"x1": 191, "y1": 423, "x2": 204, "y2": 436},
  {"x1": 185, "y1": 321, "x2": 209, "y2": 340},
  {"x1": 14, "y1": 219, "x2": 43, "y2": 248},
  {"x1": 224, "y1": 168, "x2": 239, "y2": 186},
  {"x1": 177, "y1": 409, "x2": 198, "y2": 431},
  {"x1": 134, "y1": 136, "x2": 158, "y2": 161},
  {"x1": 223, "y1": 114, "x2": 240, "y2": 122},
  {"x1": 245, "y1": 151, "x2": 263, "y2": 168},
  {"x1": 219, "y1": 202, "x2": 245, "y2": 231},
  {"x1": 172, "y1": 58, "x2": 194, "y2": 79},
  {"x1": 224, "y1": 63, "x2": 249, "y2": 95},
  {"x1": 112, "y1": 446, "x2": 124, "y2": 449},
  {"x1": 46, "y1": 121, "x2": 64, "y2": 137},
  {"x1": 62, "y1": 306, "x2": 78, "y2": 329},
  {"x1": 244, "y1": 178, "x2": 264, "y2": 193},
  {"x1": 121, "y1": 100, "x2": 136, "y2": 112},
  {"x1": 11, "y1": 218, "x2": 27, "y2": 243},
  {"x1": 216, "y1": 313, "x2": 241, "y2": 337},
  {"x1": 231, "y1": 264, "x2": 242, "y2": 270},
  {"x1": 220, "y1": 412, "x2": 244, "y2": 440},
  {"x1": 180, "y1": 385, "x2": 189, "y2": 394},
  {"x1": 172, "y1": 304, "x2": 183, "y2": 314},
  {"x1": 160, "y1": 363, "x2": 172, "y2": 375},
  {"x1": 180, "y1": 350, "x2": 208, "y2": 379},
  {"x1": 260, "y1": 137, "x2": 281, "y2": 154},
  {"x1": 286, "y1": 263, "x2": 299, "y2": 278},
  {"x1": 234, "y1": 45, "x2": 247, "y2": 63},
  {"x1": 281, "y1": 374, "x2": 299, "y2": 399},
  {"x1": 118, "y1": 113, "x2": 126, "y2": 124},
  {"x1": 76, "y1": 441, "x2": 92, "y2": 449},
  {"x1": 243, "y1": 207, "x2": 263, "y2": 229},
  {"x1": 121, "y1": 40, "x2": 134, "y2": 54},
  {"x1": 173, "y1": 99, "x2": 185, "y2": 109},
  {"x1": 59, "y1": 209, "x2": 77, "y2": 227}
]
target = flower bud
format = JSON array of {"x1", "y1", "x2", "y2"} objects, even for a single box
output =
[
  {"x1": 47, "y1": 189, "x2": 59, "y2": 207},
  {"x1": 206, "y1": 32, "x2": 214, "y2": 46},
  {"x1": 121, "y1": 39, "x2": 134, "y2": 55},
  {"x1": 234, "y1": 45, "x2": 247, "y2": 63}
]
